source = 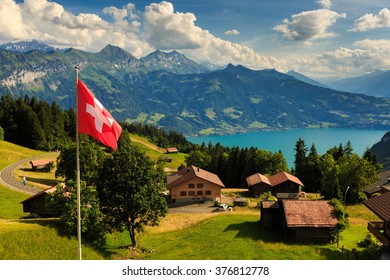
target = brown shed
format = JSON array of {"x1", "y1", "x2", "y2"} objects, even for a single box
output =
[
  {"x1": 282, "y1": 200, "x2": 338, "y2": 242},
  {"x1": 29, "y1": 159, "x2": 53, "y2": 171},
  {"x1": 20, "y1": 186, "x2": 57, "y2": 217},
  {"x1": 246, "y1": 173, "x2": 271, "y2": 197},
  {"x1": 166, "y1": 147, "x2": 179, "y2": 154}
]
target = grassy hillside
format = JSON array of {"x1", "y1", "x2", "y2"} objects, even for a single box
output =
[{"x1": 0, "y1": 140, "x2": 380, "y2": 260}]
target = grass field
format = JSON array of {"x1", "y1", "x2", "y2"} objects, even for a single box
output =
[{"x1": 0, "y1": 140, "x2": 381, "y2": 260}]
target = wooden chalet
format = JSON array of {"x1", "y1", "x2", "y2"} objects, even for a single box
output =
[
  {"x1": 260, "y1": 200, "x2": 338, "y2": 243},
  {"x1": 29, "y1": 159, "x2": 53, "y2": 171},
  {"x1": 363, "y1": 192, "x2": 390, "y2": 245},
  {"x1": 166, "y1": 165, "x2": 225, "y2": 203},
  {"x1": 364, "y1": 170, "x2": 390, "y2": 198},
  {"x1": 246, "y1": 171, "x2": 303, "y2": 198},
  {"x1": 20, "y1": 186, "x2": 57, "y2": 217}
]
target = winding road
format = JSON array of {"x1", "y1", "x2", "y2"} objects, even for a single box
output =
[{"x1": 0, "y1": 153, "x2": 56, "y2": 195}]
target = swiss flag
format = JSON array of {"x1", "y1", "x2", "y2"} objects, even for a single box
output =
[{"x1": 77, "y1": 79, "x2": 122, "y2": 150}]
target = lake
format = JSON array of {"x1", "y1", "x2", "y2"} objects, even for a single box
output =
[{"x1": 187, "y1": 128, "x2": 388, "y2": 169}]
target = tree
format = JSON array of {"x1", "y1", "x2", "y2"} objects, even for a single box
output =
[
  {"x1": 337, "y1": 154, "x2": 378, "y2": 203},
  {"x1": 0, "y1": 125, "x2": 3, "y2": 141},
  {"x1": 46, "y1": 180, "x2": 107, "y2": 247},
  {"x1": 55, "y1": 140, "x2": 106, "y2": 186},
  {"x1": 304, "y1": 144, "x2": 322, "y2": 192},
  {"x1": 96, "y1": 143, "x2": 168, "y2": 247},
  {"x1": 294, "y1": 138, "x2": 308, "y2": 181},
  {"x1": 319, "y1": 154, "x2": 342, "y2": 200}
]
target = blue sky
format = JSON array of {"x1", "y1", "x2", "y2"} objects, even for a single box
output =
[{"x1": 2, "y1": 0, "x2": 390, "y2": 79}]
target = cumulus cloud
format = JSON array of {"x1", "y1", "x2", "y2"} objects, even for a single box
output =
[
  {"x1": 350, "y1": 8, "x2": 390, "y2": 31},
  {"x1": 0, "y1": 0, "x2": 287, "y2": 71},
  {"x1": 0, "y1": 0, "x2": 28, "y2": 40},
  {"x1": 273, "y1": 9, "x2": 346, "y2": 45},
  {"x1": 316, "y1": 0, "x2": 332, "y2": 9},
  {"x1": 225, "y1": 29, "x2": 240, "y2": 35},
  {"x1": 287, "y1": 39, "x2": 390, "y2": 78},
  {"x1": 142, "y1": 1, "x2": 285, "y2": 70}
]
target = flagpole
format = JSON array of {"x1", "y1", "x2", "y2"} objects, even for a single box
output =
[{"x1": 74, "y1": 66, "x2": 82, "y2": 260}]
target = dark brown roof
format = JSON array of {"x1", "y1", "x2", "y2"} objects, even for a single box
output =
[
  {"x1": 269, "y1": 171, "x2": 304, "y2": 187},
  {"x1": 282, "y1": 200, "x2": 337, "y2": 227},
  {"x1": 246, "y1": 173, "x2": 271, "y2": 187},
  {"x1": 20, "y1": 185, "x2": 57, "y2": 203},
  {"x1": 166, "y1": 165, "x2": 225, "y2": 189},
  {"x1": 364, "y1": 170, "x2": 390, "y2": 195},
  {"x1": 363, "y1": 192, "x2": 390, "y2": 221}
]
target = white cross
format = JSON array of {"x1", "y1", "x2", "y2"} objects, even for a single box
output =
[{"x1": 86, "y1": 98, "x2": 114, "y2": 133}]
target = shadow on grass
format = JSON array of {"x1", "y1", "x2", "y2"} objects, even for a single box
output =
[
  {"x1": 224, "y1": 221, "x2": 284, "y2": 242},
  {"x1": 24, "y1": 176, "x2": 59, "y2": 187},
  {"x1": 19, "y1": 218, "x2": 113, "y2": 259}
]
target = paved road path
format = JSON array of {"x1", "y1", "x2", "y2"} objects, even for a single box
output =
[{"x1": 0, "y1": 153, "x2": 56, "y2": 195}]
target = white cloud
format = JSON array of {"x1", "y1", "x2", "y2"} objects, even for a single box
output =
[
  {"x1": 142, "y1": 1, "x2": 286, "y2": 70},
  {"x1": 225, "y1": 29, "x2": 240, "y2": 35},
  {"x1": 274, "y1": 9, "x2": 346, "y2": 45},
  {"x1": 316, "y1": 0, "x2": 333, "y2": 9},
  {"x1": 287, "y1": 39, "x2": 390, "y2": 78},
  {"x1": 0, "y1": 0, "x2": 151, "y2": 57},
  {"x1": 350, "y1": 8, "x2": 390, "y2": 31},
  {"x1": 0, "y1": 0, "x2": 28, "y2": 40}
]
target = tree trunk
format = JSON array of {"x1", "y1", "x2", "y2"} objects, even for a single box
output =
[{"x1": 127, "y1": 222, "x2": 137, "y2": 247}]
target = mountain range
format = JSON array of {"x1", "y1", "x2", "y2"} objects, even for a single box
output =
[
  {"x1": 0, "y1": 40, "x2": 389, "y2": 135},
  {"x1": 326, "y1": 71, "x2": 390, "y2": 98}
]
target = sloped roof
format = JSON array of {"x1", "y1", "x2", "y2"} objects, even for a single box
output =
[
  {"x1": 363, "y1": 192, "x2": 390, "y2": 221},
  {"x1": 282, "y1": 200, "x2": 337, "y2": 227},
  {"x1": 167, "y1": 165, "x2": 225, "y2": 189},
  {"x1": 246, "y1": 173, "x2": 271, "y2": 187},
  {"x1": 29, "y1": 159, "x2": 52, "y2": 167},
  {"x1": 166, "y1": 147, "x2": 178, "y2": 153},
  {"x1": 269, "y1": 171, "x2": 304, "y2": 187},
  {"x1": 364, "y1": 170, "x2": 390, "y2": 195},
  {"x1": 20, "y1": 185, "x2": 57, "y2": 203}
]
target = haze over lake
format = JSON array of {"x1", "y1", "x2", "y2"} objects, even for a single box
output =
[{"x1": 188, "y1": 128, "x2": 388, "y2": 169}]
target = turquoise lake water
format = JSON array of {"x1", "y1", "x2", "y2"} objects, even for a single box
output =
[{"x1": 187, "y1": 128, "x2": 389, "y2": 169}]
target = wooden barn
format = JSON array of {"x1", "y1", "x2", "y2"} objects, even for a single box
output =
[
  {"x1": 246, "y1": 171, "x2": 303, "y2": 198},
  {"x1": 260, "y1": 201, "x2": 281, "y2": 228},
  {"x1": 20, "y1": 186, "x2": 57, "y2": 217},
  {"x1": 260, "y1": 200, "x2": 338, "y2": 243},
  {"x1": 166, "y1": 147, "x2": 179, "y2": 154},
  {"x1": 29, "y1": 159, "x2": 53, "y2": 171},
  {"x1": 246, "y1": 173, "x2": 271, "y2": 197},
  {"x1": 282, "y1": 200, "x2": 338, "y2": 243}
]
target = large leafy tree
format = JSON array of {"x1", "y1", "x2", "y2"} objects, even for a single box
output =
[
  {"x1": 55, "y1": 140, "x2": 106, "y2": 186},
  {"x1": 96, "y1": 143, "x2": 168, "y2": 247},
  {"x1": 46, "y1": 180, "x2": 107, "y2": 247}
]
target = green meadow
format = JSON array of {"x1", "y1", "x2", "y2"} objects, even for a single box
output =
[{"x1": 0, "y1": 140, "x2": 379, "y2": 260}]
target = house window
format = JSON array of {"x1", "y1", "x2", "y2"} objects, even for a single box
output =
[
  {"x1": 197, "y1": 183, "x2": 203, "y2": 188},
  {"x1": 188, "y1": 184, "x2": 195, "y2": 189},
  {"x1": 197, "y1": 191, "x2": 203, "y2": 196},
  {"x1": 180, "y1": 191, "x2": 187, "y2": 196},
  {"x1": 188, "y1": 191, "x2": 195, "y2": 196},
  {"x1": 205, "y1": 190, "x2": 212, "y2": 195}
]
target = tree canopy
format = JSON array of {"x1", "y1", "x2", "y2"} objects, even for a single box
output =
[{"x1": 96, "y1": 143, "x2": 168, "y2": 247}]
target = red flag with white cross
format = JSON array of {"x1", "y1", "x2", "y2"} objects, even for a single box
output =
[{"x1": 77, "y1": 79, "x2": 122, "y2": 150}]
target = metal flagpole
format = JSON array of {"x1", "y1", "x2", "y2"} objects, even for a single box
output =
[{"x1": 74, "y1": 66, "x2": 82, "y2": 260}]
